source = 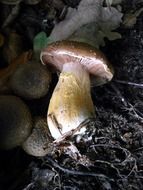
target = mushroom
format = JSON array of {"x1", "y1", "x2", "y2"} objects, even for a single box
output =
[
  {"x1": 0, "y1": 49, "x2": 51, "y2": 99},
  {"x1": 22, "y1": 117, "x2": 52, "y2": 157},
  {"x1": 0, "y1": 95, "x2": 52, "y2": 156},
  {"x1": 10, "y1": 61, "x2": 51, "y2": 99},
  {"x1": 0, "y1": 95, "x2": 32, "y2": 149},
  {"x1": 40, "y1": 40, "x2": 114, "y2": 140}
]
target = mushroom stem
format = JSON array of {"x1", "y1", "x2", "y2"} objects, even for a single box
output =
[{"x1": 48, "y1": 62, "x2": 95, "y2": 139}]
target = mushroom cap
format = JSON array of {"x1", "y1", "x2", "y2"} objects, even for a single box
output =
[
  {"x1": 40, "y1": 40, "x2": 114, "y2": 86},
  {"x1": 0, "y1": 95, "x2": 32, "y2": 149},
  {"x1": 22, "y1": 117, "x2": 52, "y2": 157},
  {"x1": 10, "y1": 62, "x2": 51, "y2": 99}
]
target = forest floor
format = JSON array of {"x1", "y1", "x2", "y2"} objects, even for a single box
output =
[{"x1": 0, "y1": 0, "x2": 143, "y2": 190}]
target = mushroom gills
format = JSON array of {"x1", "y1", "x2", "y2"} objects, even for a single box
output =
[{"x1": 48, "y1": 62, "x2": 95, "y2": 139}]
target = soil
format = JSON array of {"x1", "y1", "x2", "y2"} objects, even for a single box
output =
[{"x1": 0, "y1": 0, "x2": 143, "y2": 190}]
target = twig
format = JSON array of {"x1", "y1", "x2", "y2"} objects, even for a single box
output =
[
  {"x1": 114, "y1": 80, "x2": 143, "y2": 88},
  {"x1": 110, "y1": 83, "x2": 128, "y2": 106},
  {"x1": 46, "y1": 156, "x2": 114, "y2": 181},
  {"x1": 90, "y1": 143, "x2": 139, "y2": 179},
  {"x1": 90, "y1": 144, "x2": 131, "y2": 164},
  {"x1": 111, "y1": 83, "x2": 143, "y2": 120},
  {"x1": 94, "y1": 160, "x2": 122, "y2": 178},
  {"x1": 2, "y1": 2, "x2": 21, "y2": 28},
  {"x1": 53, "y1": 118, "x2": 95, "y2": 144},
  {"x1": 22, "y1": 182, "x2": 34, "y2": 190},
  {"x1": 133, "y1": 147, "x2": 143, "y2": 152},
  {"x1": 126, "y1": 158, "x2": 137, "y2": 177},
  {"x1": 122, "y1": 102, "x2": 143, "y2": 121}
]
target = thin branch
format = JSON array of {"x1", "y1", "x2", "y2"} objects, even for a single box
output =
[
  {"x1": 46, "y1": 156, "x2": 114, "y2": 181},
  {"x1": 22, "y1": 183, "x2": 34, "y2": 190},
  {"x1": 2, "y1": 3, "x2": 21, "y2": 28},
  {"x1": 111, "y1": 83, "x2": 128, "y2": 106},
  {"x1": 114, "y1": 80, "x2": 143, "y2": 88}
]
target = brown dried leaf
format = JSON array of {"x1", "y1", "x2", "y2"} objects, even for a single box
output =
[
  {"x1": 3, "y1": 32, "x2": 25, "y2": 64},
  {"x1": 0, "y1": 51, "x2": 32, "y2": 93},
  {"x1": 0, "y1": 33, "x2": 4, "y2": 47}
]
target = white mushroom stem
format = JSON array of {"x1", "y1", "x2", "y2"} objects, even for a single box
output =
[{"x1": 47, "y1": 62, "x2": 95, "y2": 139}]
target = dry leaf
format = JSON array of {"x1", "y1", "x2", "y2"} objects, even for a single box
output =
[
  {"x1": 0, "y1": 51, "x2": 32, "y2": 94},
  {"x1": 46, "y1": 0, "x2": 123, "y2": 48},
  {"x1": 3, "y1": 32, "x2": 24, "y2": 64},
  {"x1": 0, "y1": 33, "x2": 4, "y2": 47}
]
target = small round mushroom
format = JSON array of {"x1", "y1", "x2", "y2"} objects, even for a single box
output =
[
  {"x1": 0, "y1": 95, "x2": 32, "y2": 149},
  {"x1": 10, "y1": 61, "x2": 51, "y2": 99},
  {"x1": 22, "y1": 117, "x2": 52, "y2": 157},
  {"x1": 40, "y1": 40, "x2": 114, "y2": 140}
]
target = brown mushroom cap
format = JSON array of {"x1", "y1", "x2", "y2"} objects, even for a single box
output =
[
  {"x1": 41, "y1": 40, "x2": 114, "y2": 86},
  {"x1": 0, "y1": 95, "x2": 32, "y2": 149},
  {"x1": 10, "y1": 62, "x2": 51, "y2": 99},
  {"x1": 22, "y1": 117, "x2": 52, "y2": 157}
]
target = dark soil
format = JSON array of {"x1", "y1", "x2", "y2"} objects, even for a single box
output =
[{"x1": 0, "y1": 0, "x2": 143, "y2": 190}]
